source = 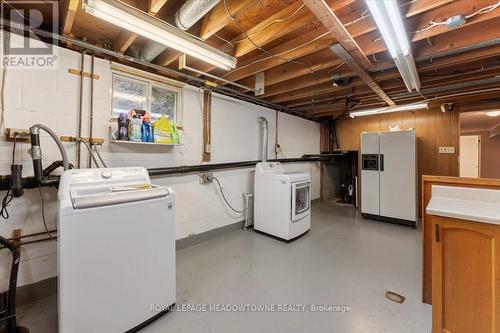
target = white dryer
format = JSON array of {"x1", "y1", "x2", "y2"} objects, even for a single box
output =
[
  {"x1": 254, "y1": 162, "x2": 311, "y2": 242},
  {"x1": 58, "y1": 167, "x2": 175, "y2": 333}
]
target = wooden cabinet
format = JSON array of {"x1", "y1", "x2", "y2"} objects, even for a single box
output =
[{"x1": 432, "y1": 216, "x2": 500, "y2": 333}]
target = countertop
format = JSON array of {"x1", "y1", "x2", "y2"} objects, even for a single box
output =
[{"x1": 426, "y1": 185, "x2": 500, "y2": 225}]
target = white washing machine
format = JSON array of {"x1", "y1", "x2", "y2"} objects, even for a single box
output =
[
  {"x1": 58, "y1": 167, "x2": 175, "y2": 333},
  {"x1": 254, "y1": 162, "x2": 311, "y2": 242}
]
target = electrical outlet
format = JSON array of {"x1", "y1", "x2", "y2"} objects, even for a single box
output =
[
  {"x1": 199, "y1": 172, "x2": 213, "y2": 184},
  {"x1": 439, "y1": 146, "x2": 455, "y2": 154},
  {"x1": 5, "y1": 128, "x2": 31, "y2": 142}
]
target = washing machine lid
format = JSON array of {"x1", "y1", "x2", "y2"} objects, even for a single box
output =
[
  {"x1": 59, "y1": 167, "x2": 167, "y2": 209},
  {"x1": 70, "y1": 184, "x2": 168, "y2": 209}
]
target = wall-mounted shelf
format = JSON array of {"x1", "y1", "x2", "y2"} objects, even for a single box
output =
[{"x1": 111, "y1": 140, "x2": 179, "y2": 146}]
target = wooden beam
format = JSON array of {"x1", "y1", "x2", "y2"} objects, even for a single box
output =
[
  {"x1": 344, "y1": 0, "x2": 454, "y2": 40},
  {"x1": 330, "y1": 44, "x2": 395, "y2": 105},
  {"x1": 264, "y1": 43, "x2": 500, "y2": 99},
  {"x1": 303, "y1": 0, "x2": 371, "y2": 69},
  {"x1": 233, "y1": 2, "x2": 315, "y2": 57},
  {"x1": 62, "y1": 0, "x2": 79, "y2": 35},
  {"x1": 115, "y1": 31, "x2": 138, "y2": 53},
  {"x1": 114, "y1": 0, "x2": 167, "y2": 53},
  {"x1": 149, "y1": 0, "x2": 168, "y2": 14},
  {"x1": 155, "y1": 49, "x2": 182, "y2": 66},
  {"x1": 224, "y1": 28, "x2": 333, "y2": 82},
  {"x1": 359, "y1": 5, "x2": 500, "y2": 58},
  {"x1": 241, "y1": 48, "x2": 342, "y2": 88},
  {"x1": 200, "y1": 0, "x2": 255, "y2": 40}
]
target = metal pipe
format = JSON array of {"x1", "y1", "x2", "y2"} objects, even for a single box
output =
[
  {"x1": 31, "y1": 124, "x2": 70, "y2": 171},
  {"x1": 0, "y1": 22, "x2": 286, "y2": 112},
  {"x1": 257, "y1": 117, "x2": 268, "y2": 162},
  {"x1": 88, "y1": 52, "x2": 95, "y2": 168},
  {"x1": 182, "y1": 64, "x2": 257, "y2": 92},
  {"x1": 390, "y1": 77, "x2": 500, "y2": 100},
  {"x1": 0, "y1": 157, "x2": 329, "y2": 190},
  {"x1": 175, "y1": 0, "x2": 221, "y2": 30},
  {"x1": 77, "y1": 51, "x2": 85, "y2": 168}
]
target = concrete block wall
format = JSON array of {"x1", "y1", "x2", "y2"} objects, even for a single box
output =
[{"x1": 0, "y1": 37, "x2": 320, "y2": 290}]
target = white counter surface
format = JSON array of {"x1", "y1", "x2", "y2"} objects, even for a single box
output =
[{"x1": 426, "y1": 185, "x2": 500, "y2": 225}]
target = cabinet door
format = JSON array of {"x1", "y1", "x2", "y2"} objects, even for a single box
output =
[{"x1": 432, "y1": 217, "x2": 499, "y2": 333}]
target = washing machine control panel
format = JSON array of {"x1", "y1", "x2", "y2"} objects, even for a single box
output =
[{"x1": 255, "y1": 162, "x2": 285, "y2": 174}]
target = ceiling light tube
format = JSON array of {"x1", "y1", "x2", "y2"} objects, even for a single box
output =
[
  {"x1": 366, "y1": 0, "x2": 420, "y2": 92},
  {"x1": 83, "y1": 0, "x2": 237, "y2": 70},
  {"x1": 486, "y1": 110, "x2": 500, "y2": 117},
  {"x1": 350, "y1": 102, "x2": 428, "y2": 118}
]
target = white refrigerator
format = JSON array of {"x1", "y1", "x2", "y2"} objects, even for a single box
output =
[{"x1": 361, "y1": 130, "x2": 417, "y2": 226}]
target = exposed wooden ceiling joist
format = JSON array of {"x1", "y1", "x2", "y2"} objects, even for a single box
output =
[
  {"x1": 114, "y1": 0, "x2": 168, "y2": 53},
  {"x1": 330, "y1": 43, "x2": 395, "y2": 105},
  {"x1": 232, "y1": 2, "x2": 316, "y2": 58},
  {"x1": 62, "y1": 0, "x2": 79, "y2": 35},
  {"x1": 200, "y1": 0, "x2": 255, "y2": 40},
  {"x1": 223, "y1": 28, "x2": 333, "y2": 83},
  {"x1": 304, "y1": 0, "x2": 371, "y2": 69}
]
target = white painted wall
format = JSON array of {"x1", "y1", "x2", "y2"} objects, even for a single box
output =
[{"x1": 0, "y1": 39, "x2": 320, "y2": 290}]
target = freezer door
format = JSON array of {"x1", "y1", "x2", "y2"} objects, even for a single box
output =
[
  {"x1": 379, "y1": 130, "x2": 416, "y2": 222},
  {"x1": 361, "y1": 132, "x2": 380, "y2": 215}
]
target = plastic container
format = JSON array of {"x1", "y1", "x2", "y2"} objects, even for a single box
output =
[
  {"x1": 117, "y1": 113, "x2": 129, "y2": 140},
  {"x1": 141, "y1": 115, "x2": 152, "y2": 142},
  {"x1": 129, "y1": 115, "x2": 142, "y2": 142}
]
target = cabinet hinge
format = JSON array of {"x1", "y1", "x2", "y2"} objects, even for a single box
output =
[{"x1": 435, "y1": 224, "x2": 440, "y2": 242}]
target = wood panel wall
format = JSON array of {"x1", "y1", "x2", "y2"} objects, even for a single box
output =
[{"x1": 334, "y1": 106, "x2": 460, "y2": 211}]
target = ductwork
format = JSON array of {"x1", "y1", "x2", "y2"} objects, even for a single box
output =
[
  {"x1": 175, "y1": 0, "x2": 221, "y2": 31},
  {"x1": 257, "y1": 117, "x2": 268, "y2": 162},
  {"x1": 128, "y1": 0, "x2": 222, "y2": 62},
  {"x1": 127, "y1": 41, "x2": 167, "y2": 62}
]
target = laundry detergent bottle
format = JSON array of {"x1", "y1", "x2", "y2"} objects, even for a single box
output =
[
  {"x1": 129, "y1": 115, "x2": 142, "y2": 142},
  {"x1": 141, "y1": 115, "x2": 152, "y2": 142}
]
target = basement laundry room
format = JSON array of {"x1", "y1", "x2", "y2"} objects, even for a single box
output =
[{"x1": 1, "y1": 0, "x2": 500, "y2": 332}]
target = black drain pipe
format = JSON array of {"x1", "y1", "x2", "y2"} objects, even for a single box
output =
[{"x1": 0, "y1": 156, "x2": 330, "y2": 190}]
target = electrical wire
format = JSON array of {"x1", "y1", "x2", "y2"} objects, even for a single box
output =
[
  {"x1": 411, "y1": 1, "x2": 500, "y2": 33},
  {"x1": 38, "y1": 186, "x2": 55, "y2": 240},
  {"x1": 220, "y1": 0, "x2": 320, "y2": 83},
  {"x1": 229, "y1": 4, "x2": 307, "y2": 46},
  {"x1": 0, "y1": 135, "x2": 16, "y2": 220},
  {"x1": 211, "y1": 176, "x2": 244, "y2": 214}
]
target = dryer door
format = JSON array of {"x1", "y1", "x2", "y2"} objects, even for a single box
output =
[{"x1": 292, "y1": 181, "x2": 311, "y2": 221}]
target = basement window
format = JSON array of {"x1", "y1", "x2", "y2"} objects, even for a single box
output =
[{"x1": 112, "y1": 72, "x2": 180, "y2": 122}]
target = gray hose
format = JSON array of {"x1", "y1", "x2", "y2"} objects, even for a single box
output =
[
  {"x1": 33, "y1": 124, "x2": 69, "y2": 170},
  {"x1": 81, "y1": 141, "x2": 100, "y2": 168},
  {"x1": 93, "y1": 145, "x2": 108, "y2": 168}
]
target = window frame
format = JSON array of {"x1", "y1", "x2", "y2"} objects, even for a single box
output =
[{"x1": 111, "y1": 70, "x2": 182, "y2": 124}]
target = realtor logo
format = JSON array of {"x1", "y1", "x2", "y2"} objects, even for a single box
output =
[{"x1": 0, "y1": 1, "x2": 59, "y2": 69}]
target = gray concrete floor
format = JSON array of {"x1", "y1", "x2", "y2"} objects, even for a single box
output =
[{"x1": 17, "y1": 203, "x2": 431, "y2": 333}]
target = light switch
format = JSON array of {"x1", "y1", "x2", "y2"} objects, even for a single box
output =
[{"x1": 439, "y1": 146, "x2": 455, "y2": 154}]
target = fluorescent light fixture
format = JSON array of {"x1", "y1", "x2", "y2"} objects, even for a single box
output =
[
  {"x1": 366, "y1": 0, "x2": 420, "y2": 92},
  {"x1": 83, "y1": 0, "x2": 237, "y2": 70},
  {"x1": 350, "y1": 102, "x2": 428, "y2": 118},
  {"x1": 486, "y1": 110, "x2": 500, "y2": 117}
]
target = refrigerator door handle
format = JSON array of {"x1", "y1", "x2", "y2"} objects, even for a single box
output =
[{"x1": 379, "y1": 154, "x2": 384, "y2": 171}]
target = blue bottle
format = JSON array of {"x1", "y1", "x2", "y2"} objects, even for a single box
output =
[{"x1": 141, "y1": 115, "x2": 152, "y2": 142}]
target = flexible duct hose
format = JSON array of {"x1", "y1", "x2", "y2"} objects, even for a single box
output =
[{"x1": 32, "y1": 124, "x2": 69, "y2": 171}]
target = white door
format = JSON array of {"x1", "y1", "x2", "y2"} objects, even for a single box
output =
[
  {"x1": 459, "y1": 135, "x2": 480, "y2": 178},
  {"x1": 291, "y1": 181, "x2": 311, "y2": 221},
  {"x1": 361, "y1": 132, "x2": 380, "y2": 216},
  {"x1": 379, "y1": 130, "x2": 416, "y2": 222}
]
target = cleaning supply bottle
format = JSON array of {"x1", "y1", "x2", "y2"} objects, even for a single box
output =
[
  {"x1": 129, "y1": 115, "x2": 142, "y2": 142},
  {"x1": 153, "y1": 115, "x2": 172, "y2": 143},
  {"x1": 169, "y1": 119, "x2": 179, "y2": 144},
  {"x1": 117, "y1": 113, "x2": 129, "y2": 140},
  {"x1": 141, "y1": 115, "x2": 152, "y2": 142}
]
